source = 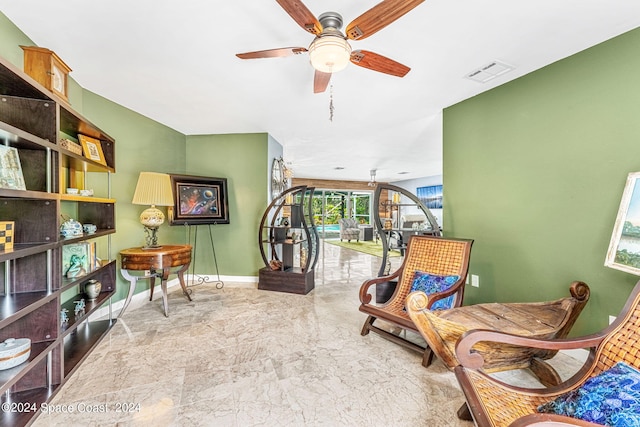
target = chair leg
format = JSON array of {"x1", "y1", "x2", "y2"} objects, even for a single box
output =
[
  {"x1": 529, "y1": 357, "x2": 562, "y2": 387},
  {"x1": 361, "y1": 315, "x2": 376, "y2": 336},
  {"x1": 421, "y1": 347, "x2": 435, "y2": 367},
  {"x1": 457, "y1": 403, "x2": 473, "y2": 421}
]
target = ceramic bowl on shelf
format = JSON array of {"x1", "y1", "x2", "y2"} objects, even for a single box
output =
[
  {"x1": 66, "y1": 188, "x2": 79, "y2": 195},
  {"x1": 80, "y1": 189, "x2": 94, "y2": 197},
  {"x1": 0, "y1": 338, "x2": 31, "y2": 370},
  {"x1": 83, "y1": 224, "x2": 97, "y2": 234}
]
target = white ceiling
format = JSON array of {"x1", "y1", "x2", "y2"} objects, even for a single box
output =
[{"x1": 1, "y1": 1, "x2": 639, "y2": 182}]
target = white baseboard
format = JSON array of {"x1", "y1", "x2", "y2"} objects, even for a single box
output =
[{"x1": 89, "y1": 274, "x2": 259, "y2": 320}]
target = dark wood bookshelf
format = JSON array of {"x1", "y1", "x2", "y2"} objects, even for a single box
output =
[
  {"x1": 0, "y1": 292, "x2": 56, "y2": 325},
  {"x1": 60, "y1": 288, "x2": 116, "y2": 335},
  {"x1": 63, "y1": 320, "x2": 114, "y2": 377},
  {"x1": 0, "y1": 51, "x2": 118, "y2": 426},
  {"x1": 0, "y1": 386, "x2": 58, "y2": 427},
  {"x1": 0, "y1": 341, "x2": 57, "y2": 393}
]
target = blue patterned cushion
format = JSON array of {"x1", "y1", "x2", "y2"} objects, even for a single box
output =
[
  {"x1": 409, "y1": 271, "x2": 460, "y2": 310},
  {"x1": 537, "y1": 362, "x2": 640, "y2": 426}
]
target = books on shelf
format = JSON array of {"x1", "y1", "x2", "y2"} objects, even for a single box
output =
[
  {"x1": 0, "y1": 145, "x2": 26, "y2": 190},
  {"x1": 62, "y1": 242, "x2": 97, "y2": 278}
]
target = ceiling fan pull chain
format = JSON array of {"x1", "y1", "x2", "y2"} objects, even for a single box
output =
[{"x1": 329, "y1": 84, "x2": 334, "y2": 122}]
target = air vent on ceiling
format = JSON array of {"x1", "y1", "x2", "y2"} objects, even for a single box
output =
[{"x1": 465, "y1": 60, "x2": 514, "y2": 83}]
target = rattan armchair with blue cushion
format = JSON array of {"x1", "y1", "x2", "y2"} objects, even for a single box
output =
[
  {"x1": 339, "y1": 218, "x2": 360, "y2": 242},
  {"x1": 454, "y1": 279, "x2": 640, "y2": 427},
  {"x1": 359, "y1": 234, "x2": 473, "y2": 367}
]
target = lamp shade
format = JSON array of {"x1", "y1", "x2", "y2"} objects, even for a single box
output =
[
  {"x1": 309, "y1": 34, "x2": 351, "y2": 73},
  {"x1": 132, "y1": 172, "x2": 173, "y2": 207}
]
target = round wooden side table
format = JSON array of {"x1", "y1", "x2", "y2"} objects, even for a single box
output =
[{"x1": 119, "y1": 244, "x2": 193, "y2": 317}]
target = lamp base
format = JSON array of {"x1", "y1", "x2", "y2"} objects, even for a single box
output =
[
  {"x1": 142, "y1": 245, "x2": 162, "y2": 250},
  {"x1": 142, "y1": 226, "x2": 161, "y2": 249}
]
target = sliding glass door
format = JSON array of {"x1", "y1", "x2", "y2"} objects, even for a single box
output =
[{"x1": 312, "y1": 190, "x2": 372, "y2": 239}]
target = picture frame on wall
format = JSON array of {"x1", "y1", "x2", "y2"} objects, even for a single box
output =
[
  {"x1": 79, "y1": 134, "x2": 106, "y2": 166},
  {"x1": 605, "y1": 171, "x2": 640, "y2": 276},
  {"x1": 168, "y1": 174, "x2": 230, "y2": 225},
  {"x1": 416, "y1": 185, "x2": 443, "y2": 209}
]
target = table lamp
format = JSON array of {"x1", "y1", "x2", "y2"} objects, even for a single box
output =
[{"x1": 132, "y1": 172, "x2": 173, "y2": 249}]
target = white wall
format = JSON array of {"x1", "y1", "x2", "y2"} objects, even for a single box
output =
[{"x1": 391, "y1": 175, "x2": 443, "y2": 228}]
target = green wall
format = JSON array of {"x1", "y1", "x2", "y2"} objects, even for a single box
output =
[
  {"x1": 185, "y1": 134, "x2": 269, "y2": 276},
  {"x1": 443, "y1": 27, "x2": 640, "y2": 336},
  {"x1": 0, "y1": 13, "x2": 271, "y2": 303},
  {"x1": 81, "y1": 91, "x2": 187, "y2": 301}
]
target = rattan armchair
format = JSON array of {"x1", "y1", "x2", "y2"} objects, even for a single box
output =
[
  {"x1": 359, "y1": 234, "x2": 473, "y2": 367},
  {"x1": 454, "y1": 279, "x2": 640, "y2": 427}
]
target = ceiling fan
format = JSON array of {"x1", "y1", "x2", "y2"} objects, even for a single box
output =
[{"x1": 236, "y1": 0, "x2": 424, "y2": 93}]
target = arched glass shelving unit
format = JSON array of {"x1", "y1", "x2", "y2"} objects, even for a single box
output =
[
  {"x1": 257, "y1": 185, "x2": 319, "y2": 294},
  {"x1": 373, "y1": 183, "x2": 442, "y2": 277}
]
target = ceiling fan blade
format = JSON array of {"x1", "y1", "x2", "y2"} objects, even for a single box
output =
[
  {"x1": 345, "y1": 0, "x2": 424, "y2": 40},
  {"x1": 313, "y1": 70, "x2": 331, "y2": 93},
  {"x1": 236, "y1": 47, "x2": 308, "y2": 59},
  {"x1": 275, "y1": 0, "x2": 322, "y2": 35},
  {"x1": 350, "y1": 50, "x2": 410, "y2": 77}
]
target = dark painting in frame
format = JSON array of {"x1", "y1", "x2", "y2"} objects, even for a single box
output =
[{"x1": 168, "y1": 174, "x2": 230, "y2": 225}]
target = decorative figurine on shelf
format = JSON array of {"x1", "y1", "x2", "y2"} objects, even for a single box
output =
[
  {"x1": 269, "y1": 259, "x2": 283, "y2": 271},
  {"x1": 74, "y1": 299, "x2": 85, "y2": 316},
  {"x1": 60, "y1": 308, "x2": 69, "y2": 326},
  {"x1": 65, "y1": 254, "x2": 87, "y2": 278},
  {"x1": 279, "y1": 217, "x2": 290, "y2": 226}
]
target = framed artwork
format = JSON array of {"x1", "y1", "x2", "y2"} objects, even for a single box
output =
[
  {"x1": 416, "y1": 184, "x2": 443, "y2": 209},
  {"x1": 62, "y1": 242, "x2": 96, "y2": 278},
  {"x1": 605, "y1": 172, "x2": 640, "y2": 275},
  {"x1": 0, "y1": 145, "x2": 26, "y2": 190},
  {"x1": 168, "y1": 174, "x2": 230, "y2": 225},
  {"x1": 79, "y1": 135, "x2": 106, "y2": 166}
]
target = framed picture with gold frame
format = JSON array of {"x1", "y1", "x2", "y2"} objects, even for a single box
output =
[{"x1": 79, "y1": 135, "x2": 106, "y2": 166}]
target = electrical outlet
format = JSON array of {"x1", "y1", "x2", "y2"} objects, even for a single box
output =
[
  {"x1": 144, "y1": 270, "x2": 151, "y2": 276},
  {"x1": 609, "y1": 315, "x2": 617, "y2": 325},
  {"x1": 471, "y1": 274, "x2": 480, "y2": 288}
]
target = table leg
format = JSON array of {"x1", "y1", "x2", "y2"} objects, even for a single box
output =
[
  {"x1": 160, "y1": 268, "x2": 170, "y2": 317},
  {"x1": 177, "y1": 262, "x2": 193, "y2": 301},
  {"x1": 149, "y1": 275, "x2": 156, "y2": 301},
  {"x1": 119, "y1": 269, "x2": 138, "y2": 318}
]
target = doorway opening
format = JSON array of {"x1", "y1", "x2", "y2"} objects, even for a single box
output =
[{"x1": 312, "y1": 189, "x2": 372, "y2": 239}]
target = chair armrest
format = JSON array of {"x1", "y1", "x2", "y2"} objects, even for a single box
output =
[
  {"x1": 359, "y1": 271, "x2": 401, "y2": 304},
  {"x1": 419, "y1": 277, "x2": 466, "y2": 309},
  {"x1": 508, "y1": 413, "x2": 603, "y2": 427},
  {"x1": 455, "y1": 328, "x2": 606, "y2": 370}
]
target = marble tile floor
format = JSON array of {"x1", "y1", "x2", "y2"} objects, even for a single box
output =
[{"x1": 33, "y1": 241, "x2": 582, "y2": 427}]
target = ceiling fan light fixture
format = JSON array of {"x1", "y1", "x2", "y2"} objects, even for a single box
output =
[{"x1": 309, "y1": 34, "x2": 351, "y2": 73}]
